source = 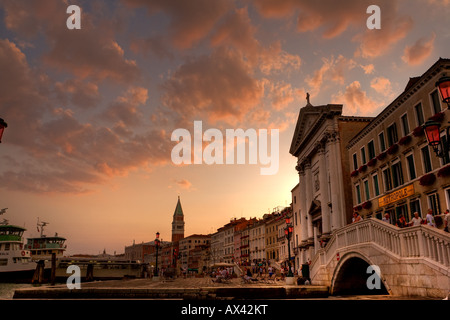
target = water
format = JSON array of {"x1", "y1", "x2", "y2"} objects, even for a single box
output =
[{"x1": 0, "y1": 283, "x2": 34, "y2": 300}]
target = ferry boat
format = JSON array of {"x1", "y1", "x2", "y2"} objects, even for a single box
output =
[
  {"x1": 25, "y1": 219, "x2": 67, "y2": 263},
  {"x1": 0, "y1": 209, "x2": 36, "y2": 283}
]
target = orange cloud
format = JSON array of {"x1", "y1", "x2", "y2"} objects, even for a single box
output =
[
  {"x1": 124, "y1": 0, "x2": 231, "y2": 49},
  {"x1": 54, "y1": 79, "x2": 100, "y2": 109},
  {"x1": 306, "y1": 55, "x2": 356, "y2": 97},
  {"x1": 174, "y1": 179, "x2": 193, "y2": 190},
  {"x1": 0, "y1": 39, "x2": 172, "y2": 194},
  {"x1": 253, "y1": 0, "x2": 413, "y2": 59},
  {"x1": 2, "y1": 0, "x2": 140, "y2": 83},
  {"x1": 402, "y1": 33, "x2": 436, "y2": 66},
  {"x1": 161, "y1": 47, "x2": 264, "y2": 126},
  {"x1": 332, "y1": 81, "x2": 382, "y2": 116},
  {"x1": 355, "y1": 15, "x2": 413, "y2": 59},
  {"x1": 370, "y1": 76, "x2": 393, "y2": 97},
  {"x1": 102, "y1": 87, "x2": 149, "y2": 126}
]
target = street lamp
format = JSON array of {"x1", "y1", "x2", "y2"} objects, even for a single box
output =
[
  {"x1": 436, "y1": 75, "x2": 450, "y2": 108},
  {"x1": 0, "y1": 118, "x2": 7, "y2": 143},
  {"x1": 284, "y1": 217, "x2": 294, "y2": 277},
  {"x1": 154, "y1": 232, "x2": 161, "y2": 277},
  {"x1": 422, "y1": 75, "x2": 450, "y2": 159}
]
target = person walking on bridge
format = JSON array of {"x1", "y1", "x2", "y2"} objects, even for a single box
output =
[
  {"x1": 408, "y1": 212, "x2": 423, "y2": 226},
  {"x1": 426, "y1": 209, "x2": 436, "y2": 227}
]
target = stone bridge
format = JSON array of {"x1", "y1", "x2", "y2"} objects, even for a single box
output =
[{"x1": 309, "y1": 218, "x2": 449, "y2": 298}]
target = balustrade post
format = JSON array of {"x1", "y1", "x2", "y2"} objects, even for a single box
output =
[{"x1": 399, "y1": 231, "x2": 406, "y2": 257}]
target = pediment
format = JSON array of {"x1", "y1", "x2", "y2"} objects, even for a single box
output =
[
  {"x1": 289, "y1": 105, "x2": 322, "y2": 156},
  {"x1": 309, "y1": 200, "x2": 321, "y2": 215},
  {"x1": 289, "y1": 103, "x2": 343, "y2": 156}
]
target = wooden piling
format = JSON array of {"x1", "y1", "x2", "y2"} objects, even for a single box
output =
[
  {"x1": 86, "y1": 263, "x2": 94, "y2": 282},
  {"x1": 51, "y1": 253, "x2": 56, "y2": 285},
  {"x1": 31, "y1": 260, "x2": 45, "y2": 284}
]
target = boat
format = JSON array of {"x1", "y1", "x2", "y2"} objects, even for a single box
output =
[
  {"x1": 25, "y1": 218, "x2": 67, "y2": 263},
  {"x1": 0, "y1": 209, "x2": 37, "y2": 283},
  {"x1": 55, "y1": 256, "x2": 147, "y2": 281}
]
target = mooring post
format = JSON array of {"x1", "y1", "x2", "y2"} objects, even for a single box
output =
[
  {"x1": 32, "y1": 260, "x2": 45, "y2": 284},
  {"x1": 51, "y1": 253, "x2": 56, "y2": 285},
  {"x1": 86, "y1": 263, "x2": 94, "y2": 282}
]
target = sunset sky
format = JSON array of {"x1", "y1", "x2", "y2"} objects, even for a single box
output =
[{"x1": 0, "y1": 0, "x2": 449, "y2": 255}]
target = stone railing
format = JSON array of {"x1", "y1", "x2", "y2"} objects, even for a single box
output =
[{"x1": 310, "y1": 218, "x2": 450, "y2": 278}]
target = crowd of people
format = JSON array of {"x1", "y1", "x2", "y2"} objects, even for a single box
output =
[{"x1": 353, "y1": 208, "x2": 450, "y2": 232}]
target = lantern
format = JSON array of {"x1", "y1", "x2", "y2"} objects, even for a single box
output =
[
  {"x1": 0, "y1": 118, "x2": 7, "y2": 143},
  {"x1": 423, "y1": 120, "x2": 443, "y2": 156},
  {"x1": 436, "y1": 75, "x2": 450, "y2": 107}
]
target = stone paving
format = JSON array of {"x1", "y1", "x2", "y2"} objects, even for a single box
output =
[{"x1": 77, "y1": 275, "x2": 293, "y2": 289}]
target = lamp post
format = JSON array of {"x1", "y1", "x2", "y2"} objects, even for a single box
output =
[
  {"x1": 0, "y1": 118, "x2": 7, "y2": 143},
  {"x1": 436, "y1": 75, "x2": 450, "y2": 108},
  {"x1": 422, "y1": 75, "x2": 450, "y2": 159},
  {"x1": 284, "y1": 217, "x2": 294, "y2": 277},
  {"x1": 154, "y1": 232, "x2": 161, "y2": 277}
]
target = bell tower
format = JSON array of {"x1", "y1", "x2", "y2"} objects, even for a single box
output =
[{"x1": 171, "y1": 196, "x2": 185, "y2": 242}]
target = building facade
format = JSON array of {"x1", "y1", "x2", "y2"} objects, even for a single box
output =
[
  {"x1": 290, "y1": 100, "x2": 372, "y2": 264},
  {"x1": 348, "y1": 58, "x2": 450, "y2": 228},
  {"x1": 248, "y1": 218, "x2": 265, "y2": 265},
  {"x1": 210, "y1": 227, "x2": 225, "y2": 264},
  {"x1": 179, "y1": 234, "x2": 211, "y2": 271}
]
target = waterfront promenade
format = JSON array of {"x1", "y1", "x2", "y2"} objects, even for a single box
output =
[{"x1": 13, "y1": 276, "x2": 330, "y2": 299}]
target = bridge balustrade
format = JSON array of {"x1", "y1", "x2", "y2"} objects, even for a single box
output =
[{"x1": 309, "y1": 218, "x2": 450, "y2": 279}]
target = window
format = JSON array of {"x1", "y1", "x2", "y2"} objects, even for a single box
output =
[
  {"x1": 355, "y1": 184, "x2": 362, "y2": 204},
  {"x1": 372, "y1": 173, "x2": 380, "y2": 196},
  {"x1": 445, "y1": 188, "x2": 450, "y2": 212},
  {"x1": 387, "y1": 123, "x2": 398, "y2": 147},
  {"x1": 401, "y1": 113, "x2": 409, "y2": 136},
  {"x1": 314, "y1": 172, "x2": 320, "y2": 191},
  {"x1": 410, "y1": 199, "x2": 422, "y2": 218},
  {"x1": 368, "y1": 140, "x2": 376, "y2": 160},
  {"x1": 383, "y1": 167, "x2": 392, "y2": 192},
  {"x1": 361, "y1": 147, "x2": 367, "y2": 164},
  {"x1": 428, "y1": 193, "x2": 441, "y2": 216},
  {"x1": 430, "y1": 90, "x2": 441, "y2": 115},
  {"x1": 415, "y1": 103, "x2": 425, "y2": 126},
  {"x1": 440, "y1": 132, "x2": 450, "y2": 165},
  {"x1": 391, "y1": 161, "x2": 404, "y2": 188},
  {"x1": 395, "y1": 204, "x2": 409, "y2": 223},
  {"x1": 379, "y1": 132, "x2": 386, "y2": 152},
  {"x1": 406, "y1": 153, "x2": 416, "y2": 180},
  {"x1": 421, "y1": 145, "x2": 433, "y2": 173},
  {"x1": 363, "y1": 179, "x2": 370, "y2": 200},
  {"x1": 353, "y1": 153, "x2": 358, "y2": 171}
]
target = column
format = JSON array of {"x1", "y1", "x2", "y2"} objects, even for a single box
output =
[
  {"x1": 317, "y1": 141, "x2": 331, "y2": 236},
  {"x1": 328, "y1": 132, "x2": 341, "y2": 231},
  {"x1": 297, "y1": 163, "x2": 308, "y2": 243},
  {"x1": 304, "y1": 158, "x2": 314, "y2": 241},
  {"x1": 334, "y1": 132, "x2": 346, "y2": 228}
]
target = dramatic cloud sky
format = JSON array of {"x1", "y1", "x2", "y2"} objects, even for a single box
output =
[{"x1": 0, "y1": 0, "x2": 449, "y2": 254}]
